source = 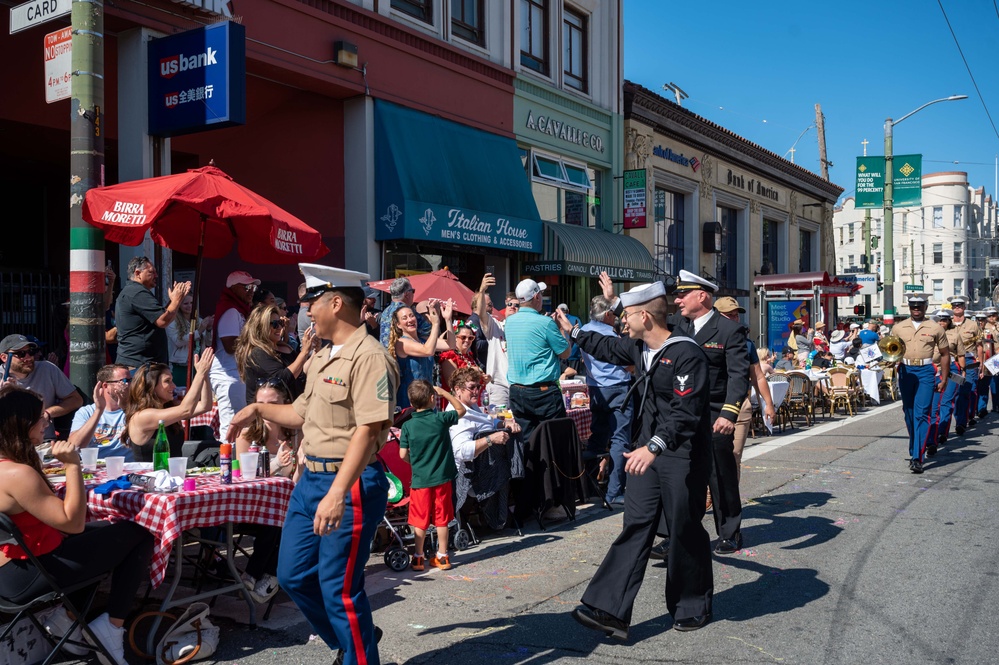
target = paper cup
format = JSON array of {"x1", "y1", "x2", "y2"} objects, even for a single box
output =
[
  {"x1": 80, "y1": 447, "x2": 99, "y2": 471},
  {"x1": 105, "y1": 456, "x2": 126, "y2": 478},
  {"x1": 168, "y1": 457, "x2": 188, "y2": 480},
  {"x1": 239, "y1": 452, "x2": 259, "y2": 481}
]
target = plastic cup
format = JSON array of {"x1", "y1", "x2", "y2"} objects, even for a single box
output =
[
  {"x1": 168, "y1": 457, "x2": 188, "y2": 480},
  {"x1": 80, "y1": 447, "x2": 99, "y2": 471},
  {"x1": 105, "y1": 456, "x2": 126, "y2": 479},
  {"x1": 239, "y1": 453, "x2": 259, "y2": 481},
  {"x1": 183, "y1": 478, "x2": 197, "y2": 491}
]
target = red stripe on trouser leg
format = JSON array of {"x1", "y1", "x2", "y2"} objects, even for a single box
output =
[{"x1": 342, "y1": 481, "x2": 367, "y2": 665}]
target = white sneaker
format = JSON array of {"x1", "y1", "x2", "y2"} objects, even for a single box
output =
[
  {"x1": 44, "y1": 605, "x2": 88, "y2": 656},
  {"x1": 250, "y1": 573, "x2": 280, "y2": 603},
  {"x1": 240, "y1": 571, "x2": 256, "y2": 591},
  {"x1": 85, "y1": 613, "x2": 126, "y2": 665}
]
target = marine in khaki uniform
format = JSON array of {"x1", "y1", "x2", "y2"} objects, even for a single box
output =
[
  {"x1": 948, "y1": 296, "x2": 982, "y2": 434},
  {"x1": 929, "y1": 309, "x2": 966, "y2": 451},
  {"x1": 982, "y1": 307, "x2": 999, "y2": 414},
  {"x1": 228, "y1": 264, "x2": 399, "y2": 665},
  {"x1": 890, "y1": 294, "x2": 948, "y2": 474}
]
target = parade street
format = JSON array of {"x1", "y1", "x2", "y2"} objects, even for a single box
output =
[{"x1": 132, "y1": 401, "x2": 999, "y2": 665}]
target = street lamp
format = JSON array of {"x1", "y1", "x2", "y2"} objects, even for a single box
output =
[{"x1": 883, "y1": 94, "x2": 967, "y2": 315}]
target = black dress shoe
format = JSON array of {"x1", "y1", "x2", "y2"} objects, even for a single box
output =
[
  {"x1": 938, "y1": 433, "x2": 947, "y2": 445},
  {"x1": 956, "y1": 425, "x2": 966, "y2": 435},
  {"x1": 969, "y1": 418, "x2": 977, "y2": 427},
  {"x1": 979, "y1": 409, "x2": 988, "y2": 419},
  {"x1": 926, "y1": 444, "x2": 937, "y2": 457},
  {"x1": 333, "y1": 626, "x2": 382, "y2": 664},
  {"x1": 674, "y1": 613, "x2": 712, "y2": 632},
  {"x1": 648, "y1": 538, "x2": 670, "y2": 561},
  {"x1": 714, "y1": 532, "x2": 742, "y2": 555},
  {"x1": 572, "y1": 606, "x2": 629, "y2": 641},
  {"x1": 909, "y1": 458, "x2": 923, "y2": 474}
]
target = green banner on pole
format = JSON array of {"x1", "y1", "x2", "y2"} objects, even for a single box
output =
[
  {"x1": 855, "y1": 157, "x2": 884, "y2": 209},
  {"x1": 892, "y1": 154, "x2": 922, "y2": 207}
]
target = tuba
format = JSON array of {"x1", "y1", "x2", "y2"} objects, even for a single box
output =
[{"x1": 878, "y1": 335, "x2": 906, "y2": 362}]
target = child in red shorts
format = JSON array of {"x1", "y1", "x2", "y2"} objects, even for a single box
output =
[{"x1": 399, "y1": 380, "x2": 466, "y2": 571}]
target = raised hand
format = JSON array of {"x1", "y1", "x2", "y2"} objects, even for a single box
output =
[
  {"x1": 598, "y1": 271, "x2": 616, "y2": 300},
  {"x1": 194, "y1": 348, "x2": 215, "y2": 374},
  {"x1": 479, "y1": 273, "x2": 496, "y2": 293}
]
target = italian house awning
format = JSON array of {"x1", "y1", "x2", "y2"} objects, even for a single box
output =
[
  {"x1": 373, "y1": 100, "x2": 544, "y2": 253},
  {"x1": 522, "y1": 221, "x2": 656, "y2": 282}
]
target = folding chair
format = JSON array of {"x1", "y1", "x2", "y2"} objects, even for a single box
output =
[{"x1": 0, "y1": 513, "x2": 119, "y2": 665}]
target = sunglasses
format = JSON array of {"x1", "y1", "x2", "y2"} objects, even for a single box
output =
[
  {"x1": 505, "y1": 302, "x2": 520, "y2": 309},
  {"x1": 269, "y1": 319, "x2": 285, "y2": 329},
  {"x1": 257, "y1": 376, "x2": 290, "y2": 391},
  {"x1": 8, "y1": 348, "x2": 37, "y2": 358},
  {"x1": 462, "y1": 384, "x2": 483, "y2": 393}
]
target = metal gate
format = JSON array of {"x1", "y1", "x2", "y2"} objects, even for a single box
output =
[{"x1": 0, "y1": 272, "x2": 69, "y2": 345}]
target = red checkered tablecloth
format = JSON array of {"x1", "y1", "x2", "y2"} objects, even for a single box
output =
[
  {"x1": 567, "y1": 407, "x2": 592, "y2": 442},
  {"x1": 87, "y1": 475, "x2": 294, "y2": 587},
  {"x1": 186, "y1": 405, "x2": 220, "y2": 439}
]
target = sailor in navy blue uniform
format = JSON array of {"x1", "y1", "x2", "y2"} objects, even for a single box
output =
[{"x1": 556, "y1": 282, "x2": 714, "y2": 637}]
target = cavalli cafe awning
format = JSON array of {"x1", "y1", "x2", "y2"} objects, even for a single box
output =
[
  {"x1": 523, "y1": 221, "x2": 656, "y2": 282},
  {"x1": 374, "y1": 100, "x2": 544, "y2": 253}
]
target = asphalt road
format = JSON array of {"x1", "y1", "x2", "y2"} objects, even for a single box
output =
[{"x1": 52, "y1": 401, "x2": 999, "y2": 665}]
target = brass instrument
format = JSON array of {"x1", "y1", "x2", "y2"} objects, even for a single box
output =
[{"x1": 878, "y1": 335, "x2": 906, "y2": 362}]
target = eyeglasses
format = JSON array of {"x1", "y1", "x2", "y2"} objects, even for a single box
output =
[
  {"x1": 623, "y1": 309, "x2": 646, "y2": 319},
  {"x1": 8, "y1": 348, "x2": 37, "y2": 358},
  {"x1": 457, "y1": 335, "x2": 476, "y2": 342},
  {"x1": 461, "y1": 384, "x2": 482, "y2": 393},
  {"x1": 505, "y1": 302, "x2": 520, "y2": 309},
  {"x1": 106, "y1": 377, "x2": 131, "y2": 385},
  {"x1": 269, "y1": 319, "x2": 285, "y2": 329}
]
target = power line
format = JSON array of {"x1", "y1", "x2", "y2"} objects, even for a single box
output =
[{"x1": 936, "y1": 0, "x2": 999, "y2": 141}]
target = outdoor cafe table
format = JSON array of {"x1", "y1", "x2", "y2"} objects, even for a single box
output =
[
  {"x1": 66, "y1": 470, "x2": 294, "y2": 648},
  {"x1": 860, "y1": 367, "x2": 884, "y2": 404},
  {"x1": 566, "y1": 407, "x2": 592, "y2": 442}
]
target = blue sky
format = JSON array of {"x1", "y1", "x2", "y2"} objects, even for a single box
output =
[{"x1": 623, "y1": 0, "x2": 999, "y2": 203}]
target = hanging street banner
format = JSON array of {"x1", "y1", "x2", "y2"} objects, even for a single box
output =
[
  {"x1": 855, "y1": 155, "x2": 922, "y2": 209},
  {"x1": 623, "y1": 169, "x2": 647, "y2": 229}
]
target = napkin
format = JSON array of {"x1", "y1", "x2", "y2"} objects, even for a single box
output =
[
  {"x1": 152, "y1": 469, "x2": 181, "y2": 492},
  {"x1": 92, "y1": 476, "x2": 132, "y2": 495}
]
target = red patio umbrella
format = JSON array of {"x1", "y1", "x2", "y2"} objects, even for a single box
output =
[
  {"x1": 83, "y1": 163, "x2": 330, "y2": 426},
  {"x1": 368, "y1": 268, "x2": 476, "y2": 314}
]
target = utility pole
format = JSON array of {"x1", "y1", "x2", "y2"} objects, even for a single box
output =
[
  {"x1": 861, "y1": 139, "x2": 872, "y2": 318},
  {"x1": 68, "y1": 0, "x2": 105, "y2": 394},
  {"x1": 815, "y1": 104, "x2": 830, "y2": 181}
]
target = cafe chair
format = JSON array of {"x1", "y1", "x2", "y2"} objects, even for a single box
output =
[
  {"x1": 784, "y1": 371, "x2": 814, "y2": 427},
  {"x1": 0, "y1": 513, "x2": 120, "y2": 665},
  {"x1": 826, "y1": 367, "x2": 856, "y2": 416},
  {"x1": 880, "y1": 364, "x2": 899, "y2": 402}
]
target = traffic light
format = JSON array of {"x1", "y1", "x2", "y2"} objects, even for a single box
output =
[
  {"x1": 980, "y1": 278, "x2": 991, "y2": 298},
  {"x1": 877, "y1": 279, "x2": 884, "y2": 293},
  {"x1": 853, "y1": 305, "x2": 866, "y2": 316},
  {"x1": 871, "y1": 236, "x2": 879, "y2": 249}
]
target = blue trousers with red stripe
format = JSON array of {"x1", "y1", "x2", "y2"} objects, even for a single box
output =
[
  {"x1": 278, "y1": 464, "x2": 388, "y2": 665},
  {"x1": 929, "y1": 363, "x2": 960, "y2": 444},
  {"x1": 955, "y1": 366, "x2": 979, "y2": 427},
  {"x1": 899, "y1": 364, "x2": 937, "y2": 462}
]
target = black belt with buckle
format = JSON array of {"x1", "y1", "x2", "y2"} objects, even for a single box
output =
[{"x1": 511, "y1": 381, "x2": 558, "y2": 389}]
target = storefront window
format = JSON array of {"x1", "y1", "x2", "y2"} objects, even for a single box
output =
[
  {"x1": 761, "y1": 219, "x2": 780, "y2": 275},
  {"x1": 799, "y1": 229, "x2": 815, "y2": 272},
  {"x1": 716, "y1": 206, "x2": 739, "y2": 289},
  {"x1": 520, "y1": 0, "x2": 549, "y2": 75},
  {"x1": 451, "y1": 0, "x2": 484, "y2": 45},
  {"x1": 654, "y1": 188, "x2": 684, "y2": 277},
  {"x1": 392, "y1": 0, "x2": 433, "y2": 24},
  {"x1": 524, "y1": 148, "x2": 600, "y2": 228}
]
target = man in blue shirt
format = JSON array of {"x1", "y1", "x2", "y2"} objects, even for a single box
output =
[
  {"x1": 858, "y1": 321, "x2": 880, "y2": 347},
  {"x1": 505, "y1": 279, "x2": 570, "y2": 441},
  {"x1": 69, "y1": 363, "x2": 134, "y2": 460},
  {"x1": 580, "y1": 296, "x2": 632, "y2": 504}
]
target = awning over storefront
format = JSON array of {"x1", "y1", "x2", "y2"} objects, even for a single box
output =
[
  {"x1": 523, "y1": 221, "x2": 656, "y2": 282},
  {"x1": 374, "y1": 100, "x2": 544, "y2": 253}
]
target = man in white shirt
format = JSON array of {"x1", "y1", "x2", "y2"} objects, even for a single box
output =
[
  {"x1": 210, "y1": 270, "x2": 259, "y2": 440},
  {"x1": 474, "y1": 274, "x2": 512, "y2": 407},
  {"x1": 829, "y1": 330, "x2": 852, "y2": 361},
  {"x1": 69, "y1": 363, "x2": 133, "y2": 460}
]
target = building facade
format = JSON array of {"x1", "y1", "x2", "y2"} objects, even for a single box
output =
[
  {"x1": 623, "y1": 82, "x2": 843, "y2": 343},
  {"x1": 833, "y1": 171, "x2": 997, "y2": 318}
]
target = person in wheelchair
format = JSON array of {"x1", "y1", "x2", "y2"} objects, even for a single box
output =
[
  {"x1": 446, "y1": 366, "x2": 524, "y2": 530},
  {"x1": 0, "y1": 385, "x2": 153, "y2": 665}
]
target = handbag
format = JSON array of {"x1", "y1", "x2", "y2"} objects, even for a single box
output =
[{"x1": 129, "y1": 602, "x2": 220, "y2": 665}]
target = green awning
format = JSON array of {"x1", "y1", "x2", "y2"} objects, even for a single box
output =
[
  {"x1": 374, "y1": 100, "x2": 544, "y2": 253},
  {"x1": 522, "y1": 222, "x2": 656, "y2": 282}
]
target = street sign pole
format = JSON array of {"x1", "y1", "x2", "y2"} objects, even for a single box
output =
[
  {"x1": 864, "y1": 209, "x2": 872, "y2": 318},
  {"x1": 68, "y1": 0, "x2": 105, "y2": 394},
  {"x1": 883, "y1": 119, "x2": 894, "y2": 317}
]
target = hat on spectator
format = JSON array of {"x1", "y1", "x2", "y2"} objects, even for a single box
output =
[
  {"x1": 226, "y1": 270, "x2": 261, "y2": 288},
  {"x1": 844, "y1": 357, "x2": 856, "y2": 365},
  {"x1": 714, "y1": 296, "x2": 745, "y2": 314},
  {"x1": 0, "y1": 334, "x2": 34, "y2": 353},
  {"x1": 849, "y1": 322, "x2": 861, "y2": 329},
  {"x1": 557, "y1": 303, "x2": 569, "y2": 311},
  {"x1": 620, "y1": 282, "x2": 667, "y2": 308},
  {"x1": 879, "y1": 325, "x2": 889, "y2": 335},
  {"x1": 948, "y1": 295, "x2": 969, "y2": 306},
  {"x1": 830, "y1": 330, "x2": 845, "y2": 343},
  {"x1": 673, "y1": 269, "x2": 718, "y2": 294},
  {"x1": 362, "y1": 285, "x2": 379, "y2": 300},
  {"x1": 515, "y1": 279, "x2": 547, "y2": 302},
  {"x1": 298, "y1": 263, "x2": 370, "y2": 302},
  {"x1": 815, "y1": 321, "x2": 826, "y2": 329}
]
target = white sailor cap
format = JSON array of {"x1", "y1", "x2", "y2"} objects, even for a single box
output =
[
  {"x1": 673, "y1": 269, "x2": 718, "y2": 294},
  {"x1": 933, "y1": 308, "x2": 953, "y2": 319},
  {"x1": 299, "y1": 263, "x2": 370, "y2": 302},
  {"x1": 948, "y1": 295, "x2": 969, "y2": 306},
  {"x1": 906, "y1": 293, "x2": 929, "y2": 306},
  {"x1": 620, "y1": 282, "x2": 668, "y2": 308}
]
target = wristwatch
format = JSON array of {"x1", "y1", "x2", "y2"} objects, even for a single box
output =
[{"x1": 646, "y1": 436, "x2": 667, "y2": 456}]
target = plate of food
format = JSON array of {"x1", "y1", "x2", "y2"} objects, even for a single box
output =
[{"x1": 186, "y1": 466, "x2": 221, "y2": 476}]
